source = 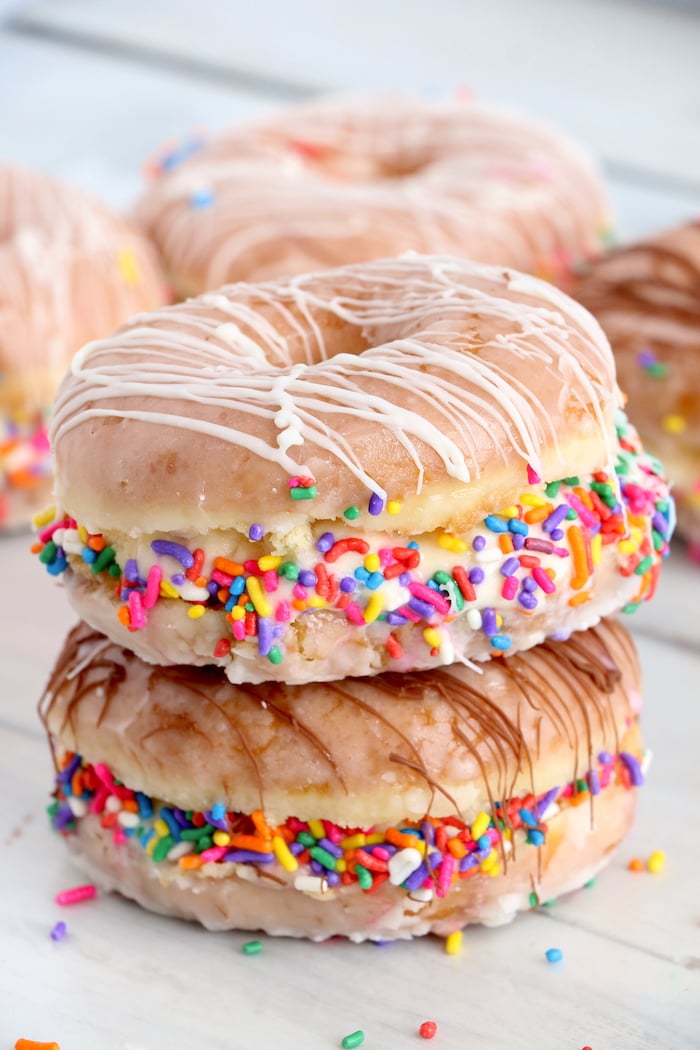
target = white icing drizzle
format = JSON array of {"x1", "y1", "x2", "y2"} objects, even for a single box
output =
[{"x1": 52, "y1": 255, "x2": 618, "y2": 497}]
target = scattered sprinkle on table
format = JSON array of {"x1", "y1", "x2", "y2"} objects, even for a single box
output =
[
  {"x1": 419, "y1": 1020, "x2": 438, "y2": 1038},
  {"x1": 545, "y1": 947, "x2": 563, "y2": 964},
  {"x1": 50, "y1": 921, "x2": 67, "y2": 942},
  {"x1": 341, "y1": 1031, "x2": 365, "y2": 1049},
  {"x1": 55, "y1": 883, "x2": 97, "y2": 906},
  {"x1": 628, "y1": 857, "x2": 645, "y2": 872},
  {"x1": 242, "y1": 939, "x2": 263, "y2": 955},
  {"x1": 444, "y1": 930, "x2": 463, "y2": 955},
  {"x1": 15, "y1": 1041, "x2": 61, "y2": 1050},
  {"x1": 647, "y1": 850, "x2": 665, "y2": 873}
]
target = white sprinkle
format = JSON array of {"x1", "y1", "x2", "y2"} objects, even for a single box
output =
[
  {"x1": 67, "y1": 796, "x2": 87, "y2": 818},
  {"x1": 408, "y1": 886, "x2": 434, "y2": 903},
  {"x1": 167, "y1": 841, "x2": 195, "y2": 861},
  {"x1": 467, "y1": 609, "x2": 482, "y2": 630},
  {"x1": 294, "y1": 875, "x2": 329, "y2": 895},
  {"x1": 117, "y1": 811, "x2": 141, "y2": 828},
  {"x1": 105, "y1": 796, "x2": 122, "y2": 813},
  {"x1": 388, "y1": 847, "x2": 423, "y2": 886}
]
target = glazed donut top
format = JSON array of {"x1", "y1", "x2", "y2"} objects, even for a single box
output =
[
  {"x1": 574, "y1": 221, "x2": 700, "y2": 453},
  {"x1": 136, "y1": 96, "x2": 611, "y2": 295},
  {"x1": 51, "y1": 254, "x2": 619, "y2": 537},
  {"x1": 0, "y1": 163, "x2": 166, "y2": 417},
  {"x1": 42, "y1": 618, "x2": 641, "y2": 825}
]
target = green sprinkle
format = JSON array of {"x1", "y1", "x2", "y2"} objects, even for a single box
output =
[
  {"x1": 341, "y1": 1031, "x2": 365, "y2": 1049},
  {"x1": 635, "y1": 555, "x2": 654, "y2": 576},
  {"x1": 310, "y1": 846, "x2": 337, "y2": 870},
  {"x1": 242, "y1": 940, "x2": 263, "y2": 955},
  {"x1": 39, "y1": 540, "x2": 57, "y2": 564},
  {"x1": 279, "y1": 562, "x2": 298, "y2": 580},
  {"x1": 576, "y1": 778, "x2": 588, "y2": 793},
  {"x1": 355, "y1": 864, "x2": 373, "y2": 890},
  {"x1": 108, "y1": 562, "x2": 122, "y2": 578},
  {"x1": 343, "y1": 505, "x2": 361, "y2": 520},
  {"x1": 647, "y1": 362, "x2": 668, "y2": 379},
  {"x1": 544, "y1": 481, "x2": 560, "y2": 499},
  {"x1": 528, "y1": 891, "x2": 539, "y2": 908},
  {"x1": 244, "y1": 602, "x2": 255, "y2": 612},
  {"x1": 152, "y1": 835, "x2": 174, "y2": 862},
  {"x1": 433, "y1": 570, "x2": 451, "y2": 584},
  {"x1": 297, "y1": 831, "x2": 317, "y2": 847},
  {"x1": 290, "y1": 486, "x2": 317, "y2": 500},
  {"x1": 565, "y1": 508, "x2": 577, "y2": 520},
  {"x1": 543, "y1": 899, "x2": 555, "y2": 908},
  {"x1": 622, "y1": 601, "x2": 639, "y2": 614},
  {"x1": 180, "y1": 824, "x2": 214, "y2": 841},
  {"x1": 563, "y1": 476, "x2": 580, "y2": 486},
  {"x1": 584, "y1": 878, "x2": 596, "y2": 889},
  {"x1": 92, "y1": 546, "x2": 116, "y2": 573},
  {"x1": 268, "y1": 646, "x2": 283, "y2": 665},
  {"x1": 195, "y1": 835, "x2": 214, "y2": 853},
  {"x1": 46, "y1": 800, "x2": 59, "y2": 819},
  {"x1": 652, "y1": 530, "x2": 665, "y2": 552}
]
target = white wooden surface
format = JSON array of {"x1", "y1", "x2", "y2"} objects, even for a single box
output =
[{"x1": 1, "y1": 2, "x2": 699, "y2": 1046}]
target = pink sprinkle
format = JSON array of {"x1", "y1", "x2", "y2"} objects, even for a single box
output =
[
  {"x1": 532, "y1": 567, "x2": 556, "y2": 594},
  {"x1": 275, "y1": 601, "x2": 291, "y2": 622},
  {"x1": 89, "y1": 786, "x2": 109, "y2": 815},
  {"x1": 437, "y1": 854, "x2": 455, "y2": 898},
  {"x1": 262, "y1": 570, "x2": 279, "y2": 593},
  {"x1": 344, "y1": 601, "x2": 365, "y2": 625},
  {"x1": 397, "y1": 604, "x2": 422, "y2": 624},
  {"x1": 378, "y1": 548, "x2": 394, "y2": 567},
  {"x1": 211, "y1": 569, "x2": 233, "y2": 587},
  {"x1": 93, "y1": 763, "x2": 116, "y2": 790},
  {"x1": 566, "y1": 494, "x2": 598, "y2": 528},
  {"x1": 527, "y1": 464, "x2": 541, "y2": 485},
  {"x1": 323, "y1": 822, "x2": 343, "y2": 843},
  {"x1": 292, "y1": 583, "x2": 307, "y2": 601},
  {"x1": 144, "y1": 565, "x2": 162, "y2": 609},
  {"x1": 501, "y1": 576, "x2": 518, "y2": 601},
  {"x1": 55, "y1": 884, "x2": 97, "y2": 906},
  {"x1": 113, "y1": 827, "x2": 127, "y2": 846},
  {"x1": 128, "y1": 590, "x2": 146, "y2": 629},
  {"x1": 408, "y1": 581, "x2": 450, "y2": 615},
  {"x1": 373, "y1": 847, "x2": 391, "y2": 862},
  {"x1": 39, "y1": 518, "x2": 70, "y2": 543},
  {"x1": 232, "y1": 619, "x2": 246, "y2": 641},
  {"x1": 199, "y1": 846, "x2": 227, "y2": 863}
]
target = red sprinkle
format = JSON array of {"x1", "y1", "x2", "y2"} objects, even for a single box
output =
[
  {"x1": 419, "y1": 1021, "x2": 438, "y2": 1039},
  {"x1": 452, "y1": 565, "x2": 476, "y2": 602},
  {"x1": 325, "y1": 538, "x2": 370, "y2": 562},
  {"x1": 213, "y1": 638, "x2": 231, "y2": 659},
  {"x1": 185, "y1": 547, "x2": 205, "y2": 581},
  {"x1": 386, "y1": 634, "x2": 403, "y2": 659}
]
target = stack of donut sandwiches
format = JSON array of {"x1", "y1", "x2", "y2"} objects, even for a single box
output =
[{"x1": 34, "y1": 98, "x2": 675, "y2": 942}]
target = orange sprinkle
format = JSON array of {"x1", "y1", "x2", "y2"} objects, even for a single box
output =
[
  {"x1": 14, "y1": 1041, "x2": 61, "y2": 1050},
  {"x1": 229, "y1": 834, "x2": 273, "y2": 854},
  {"x1": 194, "y1": 576, "x2": 207, "y2": 588},
  {"x1": 568, "y1": 524, "x2": 590, "y2": 590},
  {"x1": 117, "y1": 606, "x2": 131, "y2": 628},
  {"x1": 628, "y1": 857, "x2": 645, "y2": 872},
  {"x1": 386, "y1": 828, "x2": 425, "y2": 851},
  {"x1": 574, "y1": 486, "x2": 594, "y2": 510},
  {"x1": 292, "y1": 599, "x2": 307, "y2": 612},
  {"x1": 447, "y1": 838, "x2": 467, "y2": 859},
  {"x1": 179, "y1": 855, "x2": 204, "y2": 870},
  {"x1": 524, "y1": 505, "x2": 551, "y2": 524},
  {"x1": 498, "y1": 533, "x2": 514, "y2": 554},
  {"x1": 568, "y1": 591, "x2": 592, "y2": 607},
  {"x1": 30, "y1": 541, "x2": 43, "y2": 554},
  {"x1": 251, "y1": 810, "x2": 272, "y2": 839},
  {"x1": 87, "y1": 535, "x2": 106, "y2": 552},
  {"x1": 213, "y1": 557, "x2": 244, "y2": 576},
  {"x1": 8, "y1": 469, "x2": 41, "y2": 489}
]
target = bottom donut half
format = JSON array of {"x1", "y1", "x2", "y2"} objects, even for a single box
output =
[{"x1": 42, "y1": 619, "x2": 646, "y2": 941}]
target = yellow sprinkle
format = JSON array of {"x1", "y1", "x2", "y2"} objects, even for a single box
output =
[
  {"x1": 662, "y1": 414, "x2": 686, "y2": 434},
  {"x1": 445, "y1": 930, "x2": 463, "y2": 955},
  {"x1": 32, "y1": 505, "x2": 56, "y2": 527},
  {"x1": 230, "y1": 605, "x2": 245, "y2": 621},
  {"x1": 647, "y1": 850, "x2": 666, "y2": 874},
  {"x1": 501, "y1": 505, "x2": 520, "y2": 518},
  {"x1": 487, "y1": 863, "x2": 502, "y2": 878},
  {"x1": 591, "y1": 531, "x2": 603, "y2": 566},
  {"x1": 365, "y1": 832, "x2": 386, "y2": 846},
  {"x1": 340, "y1": 834, "x2": 366, "y2": 850},
  {"x1": 470, "y1": 811, "x2": 490, "y2": 841},
  {"x1": 246, "y1": 576, "x2": 271, "y2": 617},
  {"x1": 480, "y1": 849, "x2": 498, "y2": 872},
  {"x1": 521, "y1": 493, "x2": 546, "y2": 508},
  {"x1": 495, "y1": 614, "x2": 503, "y2": 627},
  {"x1": 272, "y1": 835, "x2": 299, "y2": 872},
  {"x1": 153, "y1": 819, "x2": 169, "y2": 838},
  {"x1": 308, "y1": 819, "x2": 325, "y2": 839},
  {"x1": 364, "y1": 553, "x2": 381, "y2": 573},
  {"x1": 212, "y1": 831, "x2": 231, "y2": 847},
  {"x1": 258, "y1": 555, "x2": 282, "y2": 572},
  {"x1": 77, "y1": 524, "x2": 88, "y2": 542},
  {"x1": 387, "y1": 500, "x2": 402, "y2": 515},
  {"x1": 423, "y1": 627, "x2": 442, "y2": 649},
  {"x1": 117, "y1": 245, "x2": 141, "y2": 286},
  {"x1": 307, "y1": 596, "x2": 327, "y2": 608},
  {"x1": 364, "y1": 592, "x2": 384, "y2": 623},
  {"x1": 187, "y1": 605, "x2": 206, "y2": 619},
  {"x1": 146, "y1": 836, "x2": 159, "y2": 856},
  {"x1": 159, "y1": 579, "x2": 179, "y2": 599},
  {"x1": 335, "y1": 858, "x2": 347, "y2": 873},
  {"x1": 437, "y1": 533, "x2": 468, "y2": 553}
]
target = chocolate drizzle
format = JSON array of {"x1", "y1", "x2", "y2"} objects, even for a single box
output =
[{"x1": 40, "y1": 619, "x2": 640, "y2": 834}]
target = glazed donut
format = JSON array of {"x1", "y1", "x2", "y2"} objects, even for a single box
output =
[
  {"x1": 0, "y1": 162, "x2": 166, "y2": 528},
  {"x1": 573, "y1": 222, "x2": 700, "y2": 548},
  {"x1": 35, "y1": 256, "x2": 673, "y2": 684},
  {"x1": 43, "y1": 618, "x2": 645, "y2": 941},
  {"x1": 136, "y1": 96, "x2": 611, "y2": 296}
]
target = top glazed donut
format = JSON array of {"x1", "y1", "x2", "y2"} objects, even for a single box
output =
[
  {"x1": 0, "y1": 163, "x2": 166, "y2": 527},
  {"x1": 136, "y1": 96, "x2": 611, "y2": 295},
  {"x1": 39, "y1": 255, "x2": 673, "y2": 683}
]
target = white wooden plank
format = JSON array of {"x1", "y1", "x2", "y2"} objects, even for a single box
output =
[
  {"x1": 0, "y1": 726, "x2": 697, "y2": 1050},
  {"x1": 11, "y1": 0, "x2": 700, "y2": 187}
]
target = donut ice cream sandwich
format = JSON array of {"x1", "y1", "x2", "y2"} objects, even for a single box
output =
[
  {"x1": 136, "y1": 95, "x2": 612, "y2": 296},
  {"x1": 44, "y1": 617, "x2": 646, "y2": 941},
  {"x1": 34, "y1": 256, "x2": 673, "y2": 685},
  {"x1": 0, "y1": 163, "x2": 166, "y2": 529},
  {"x1": 573, "y1": 221, "x2": 700, "y2": 549}
]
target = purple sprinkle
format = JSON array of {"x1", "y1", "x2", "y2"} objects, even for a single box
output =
[
  {"x1": 652, "y1": 512, "x2": 669, "y2": 538},
  {"x1": 460, "y1": 854, "x2": 479, "y2": 872},
  {"x1": 50, "y1": 921, "x2": 67, "y2": 942},
  {"x1": 549, "y1": 629, "x2": 570, "y2": 641},
  {"x1": 340, "y1": 576, "x2": 356, "y2": 593},
  {"x1": 398, "y1": 572, "x2": 411, "y2": 587},
  {"x1": 318, "y1": 837, "x2": 343, "y2": 858},
  {"x1": 543, "y1": 504, "x2": 570, "y2": 533},
  {"x1": 54, "y1": 805, "x2": 75, "y2": 830},
  {"x1": 637, "y1": 349, "x2": 656, "y2": 367},
  {"x1": 248, "y1": 524, "x2": 264, "y2": 542},
  {"x1": 518, "y1": 592, "x2": 538, "y2": 610},
  {"x1": 512, "y1": 533, "x2": 525, "y2": 550},
  {"x1": 472, "y1": 535, "x2": 486, "y2": 552},
  {"x1": 289, "y1": 842, "x2": 305, "y2": 856},
  {"x1": 204, "y1": 811, "x2": 228, "y2": 831},
  {"x1": 550, "y1": 529, "x2": 564, "y2": 541},
  {"x1": 482, "y1": 607, "x2": 497, "y2": 637},
  {"x1": 386, "y1": 611, "x2": 409, "y2": 626},
  {"x1": 172, "y1": 808, "x2": 190, "y2": 829},
  {"x1": 404, "y1": 861, "x2": 429, "y2": 892},
  {"x1": 501, "y1": 557, "x2": 519, "y2": 577},
  {"x1": 171, "y1": 573, "x2": 185, "y2": 586},
  {"x1": 316, "y1": 532, "x2": 335, "y2": 553},
  {"x1": 620, "y1": 752, "x2": 644, "y2": 786},
  {"x1": 421, "y1": 820, "x2": 435, "y2": 846},
  {"x1": 469, "y1": 567, "x2": 485, "y2": 585},
  {"x1": 151, "y1": 540, "x2": 195, "y2": 568},
  {"x1": 598, "y1": 750, "x2": 613, "y2": 765},
  {"x1": 223, "y1": 850, "x2": 275, "y2": 864},
  {"x1": 57, "y1": 754, "x2": 81, "y2": 784},
  {"x1": 325, "y1": 871, "x2": 341, "y2": 887},
  {"x1": 310, "y1": 859, "x2": 324, "y2": 875},
  {"x1": 257, "y1": 616, "x2": 274, "y2": 657},
  {"x1": 368, "y1": 492, "x2": 385, "y2": 516},
  {"x1": 535, "y1": 787, "x2": 560, "y2": 818},
  {"x1": 525, "y1": 538, "x2": 554, "y2": 554},
  {"x1": 588, "y1": 769, "x2": 601, "y2": 796},
  {"x1": 124, "y1": 558, "x2": 140, "y2": 582},
  {"x1": 408, "y1": 597, "x2": 434, "y2": 619},
  {"x1": 298, "y1": 570, "x2": 317, "y2": 588},
  {"x1": 272, "y1": 624, "x2": 284, "y2": 639},
  {"x1": 521, "y1": 577, "x2": 538, "y2": 593},
  {"x1": 207, "y1": 581, "x2": 219, "y2": 596}
]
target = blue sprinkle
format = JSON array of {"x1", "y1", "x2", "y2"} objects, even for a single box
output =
[
  {"x1": 47, "y1": 557, "x2": 68, "y2": 576},
  {"x1": 484, "y1": 515, "x2": 509, "y2": 533},
  {"x1": 508, "y1": 518, "x2": 528, "y2": 535},
  {"x1": 477, "y1": 835, "x2": 491, "y2": 850},
  {"x1": 519, "y1": 808, "x2": 538, "y2": 827},
  {"x1": 407, "y1": 541, "x2": 419, "y2": 550},
  {"x1": 354, "y1": 567, "x2": 370, "y2": 583},
  {"x1": 81, "y1": 547, "x2": 97, "y2": 564},
  {"x1": 545, "y1": 947, "x2": 563, "y2": 964},
  {"x1": 191, "y1": 187, "x2": 215, "y2": 208},
  {"x1": 365, "y1": 571, "x2": 384, "y2": 590},
  {"x1": 211, "y1": 802, "x2": 226, "y2": 822},
  {"x1": 230, "y1": 576, "x2": 246, "y2": 596},
  {"x1": 135, "y1": 792, "x2": 153, "y2": 820},
  {"x1": 159, "y1": 807, "x2": 181, "y2": 841},
  {"x1": 527, "y1": 829, "x2": 546, "y2": 847}
]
